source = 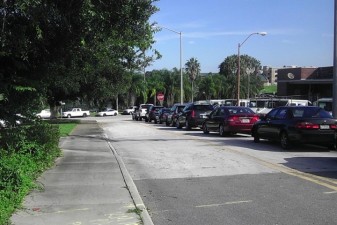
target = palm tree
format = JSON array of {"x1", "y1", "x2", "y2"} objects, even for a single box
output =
[{"x1": 185, "y1": 57, "x2": 200, "y2": 102}]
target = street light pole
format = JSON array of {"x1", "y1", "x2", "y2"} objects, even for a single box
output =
[
  {"x1": 237, "y1": 32, "x2": 267, "y2": 105},
  {"x1": 155, "y1": 26, "x2": 183, "y2": 104}
]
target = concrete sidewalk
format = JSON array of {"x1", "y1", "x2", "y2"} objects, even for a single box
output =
[{"x1": 11, "y1": 120, "x2": 153, "y2": 225}]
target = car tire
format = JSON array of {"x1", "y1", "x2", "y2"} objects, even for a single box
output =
[
  {"x1": 253, "y1": 131, "x2": 260, "y2": 143},
  {"x1": 219, "y1": 124, "x2": 226, "y2": 137},
  {"x1": 176, "y1": 120, "x2": 182, "y2": 129},
  {"x1": 280, "y1": 131, "x2": 291, "y2": 150},
  {"x1": 114, "y1": 113, "x2": 117, "y2": 116},
  {"x1": 154, "y1": 119, "x2": 157, "y2": 124},
  {"x1": 202, "y1": 123, "x2": 209, "y2": 134},
  {"x1": 67, "y1": 114, "x2": 71, "y2": 118},
  {"x1": 328, "y1": 143, "x2": 336, "y2": 150},
  {"x1": 185, "y1": 120, "x2": 191, "y2": 130},
  {"x1": 166, "y1": 121, "x2": 170, "y2": 126}
]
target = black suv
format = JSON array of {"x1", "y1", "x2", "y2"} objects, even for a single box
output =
[
  {"x1": 176, "y1": 103, "x2": 214, "y2": 130},
  {"x1": 166, "y1": 104, "x2": 186, "y2": 126},
  {"x1": 145, "y1": 105, "x2": 164, "y2": 123}
]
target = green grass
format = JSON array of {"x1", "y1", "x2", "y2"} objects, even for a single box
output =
[
  {"x1": 260, "y1": 84, "x2": 277, "y2": 94},
  {"x1": 47, "y1": 119, "x2": 79, "y2": 137},
  {"x1": 58, "y1": 123, "x2": 78, "y2": 137}
]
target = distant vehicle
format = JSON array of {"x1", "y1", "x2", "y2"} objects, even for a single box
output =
[
  {"x1": 122, "y1": 106, "x2": 137, "y2": 115},
  {"x1": 135, "y1": 104, "x2": 153, "y2": 121},
  {"x1": 176, "y1": 103, "x2": 214, "y2": 130},
  {"x1": 158, "y1": 108, "x2": 171, "y2": 124},
  {"x1": 202, "y1": 106, "x2": 259, "y2": 136},
  {"x1": 313, "y1": 98, "x2": 332, "y2": 114},
  {"x1": 145, "y1": 105, "x2": 164, "y2": 123},
  {"x1": 251, "y1": 106, "x2": 337, "y2": 150},
  {"x1": 36, "y1": 109, "x2": 51, "y2": 119},
  {"x1": 166, "y1": 104, "x2": 186, "y2": 126},
  {"x1": 249, "y1": 98, "x2": 312, "y2": 116},
  {"x1": 62, "y1": 108, "x2": 90, "y2": 118},
  {"x1": 96, "y1": 109, "x2": 118, "y2": 116}
]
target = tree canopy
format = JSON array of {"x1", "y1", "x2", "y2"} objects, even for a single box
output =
[{"x1": 0, "y1": 0, "x2": 159, "y2": 120}]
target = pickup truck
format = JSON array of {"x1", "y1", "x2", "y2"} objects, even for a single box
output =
[{"x1": 62, "y1": 108, "x2": 90, "y2": 118}]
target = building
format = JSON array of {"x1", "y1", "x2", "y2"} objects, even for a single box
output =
[{"x1": 276, "y1": 66, "x2": 333, "y2": 101}]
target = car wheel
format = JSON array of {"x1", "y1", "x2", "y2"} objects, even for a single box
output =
[
  {"x1": 154, "y1": 119, "x2": 157, "y2": 124},
  {"x1": 280, "y1": 131, "x2": 291, "y2": 150},
  {"x1": 202, "y1": 123, "x2": 209, "y2": 134},
  {"x1": 253, "y1": 130, "x2": 260, "y2": 143},
  {"x1": 185, "y1": 120, "x2": 191, "y2": 130},
  {"x1": 176, "y1": 120, "x2": 182, "y2": 129},
  {"x1": 166, "y1": 120, "x2": 170, "y2": 126},
  {"x1": 114, "y1": 113, "x2": 117, "y2": 116},
  {"x1": 67, "y1": 114, "x2": 71, "y2": 118},
  {"x1": 219, "y1": 124, "x2": 226, "y2": 137},
  {"x1": 328, "y1": 143, "x2": 336, "y2": 150},
  {"x1": 103, "y1": 113, "x2": 106, "y2": 116}
]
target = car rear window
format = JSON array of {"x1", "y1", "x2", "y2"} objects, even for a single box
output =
[
  {"x1": 291, "y1": 108, "x2": 332, "y2": 118},
  {"x1": 194, "y1": 105, "x2": 213, "y2": 110},
  {"x1": 228, "y1": 108, "x2": 254, "y2": 114}
]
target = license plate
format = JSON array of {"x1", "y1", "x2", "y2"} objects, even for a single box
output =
[
  {"x1": 241, "y1": 119, "x2": 250, "y2": 123},
  {"x1": 320, "y1": 125, "x2": 330, "y2": 129}
]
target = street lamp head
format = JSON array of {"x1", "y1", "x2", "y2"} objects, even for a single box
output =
[{"x1": 258, "y1": 32, "x2": 267, "y2": 36}]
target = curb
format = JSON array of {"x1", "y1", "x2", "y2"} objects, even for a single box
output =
[{"x1": 105, "y1": 136, "x2": 154, "y2": 225}]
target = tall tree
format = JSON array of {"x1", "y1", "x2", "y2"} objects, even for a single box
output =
[
  {"x1": 219, "y1": 54, "x2": 263, "y2": 99},
  {"x1": 0, "y1": 0, "x2": 159, "y2": 119},
  {"x1": 185, "y1": 57, "x2": 200, "y2": 102}
]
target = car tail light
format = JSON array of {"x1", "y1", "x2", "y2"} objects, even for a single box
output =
[
  {"x1": 296, "y1": 122, "x2": 319, "y2": 129},
  {"x1": 251, "y1": 116, "x2": 259, "y2": 123},
  {"x1": 191, "y1": 110, "x2": 196, "y2": 118},
  {"x1": 330, "y1": 124, "x2": 337, "y2": 129}
]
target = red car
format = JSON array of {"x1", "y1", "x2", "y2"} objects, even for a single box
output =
[{"x1": 202, "y1": 106, "x2": 259, "y2": 136}]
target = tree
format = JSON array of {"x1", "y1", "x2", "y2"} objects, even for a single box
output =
[
  {"x1": 218, "y1": 54, "x2": 263, "y2": 99},
  {"x1": 185, "y1": 57, "x2": 200, "y2": 102},
  {"x1": 0, "y1": 0, "x2": 159, "y2": 119}
]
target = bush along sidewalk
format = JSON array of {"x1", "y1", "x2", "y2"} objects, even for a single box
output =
[{"x1": 0, "y1": 122, "x2": 64, "y2": 225}]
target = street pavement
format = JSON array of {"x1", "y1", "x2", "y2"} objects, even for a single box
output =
[{"x1": 11, "y1": 120, "x2": 153, "y2": 225}]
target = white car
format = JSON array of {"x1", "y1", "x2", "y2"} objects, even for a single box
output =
[
  {"x1": 36, "y1": 109, "x2": 51, "y2": 119},
  {"x1": 97, "y1": 109, "x2": 118, "y2": 116}
]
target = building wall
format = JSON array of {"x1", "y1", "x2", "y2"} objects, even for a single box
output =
[{"x1": 276, "y1": 66, "x2": 333, "y2": 101}]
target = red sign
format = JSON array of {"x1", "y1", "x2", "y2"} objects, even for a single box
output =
[{"x1": 157, "y1": 93, "x2": 164, "y2": 101}]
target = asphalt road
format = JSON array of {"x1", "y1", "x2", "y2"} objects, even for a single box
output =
[{"x1": 97, "y1": 115, "x2": 337, "y2": 225}]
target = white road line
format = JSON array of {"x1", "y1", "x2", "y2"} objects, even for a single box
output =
[{"x1": 195, "y1": 200, "x2": 252, "y2": 208}]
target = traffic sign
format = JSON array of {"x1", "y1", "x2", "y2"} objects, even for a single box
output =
[{"x1": 157, "y1": 93, "x2": 164, "y2": 101}]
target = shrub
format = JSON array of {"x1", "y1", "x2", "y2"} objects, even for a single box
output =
[{"x1": 0, "y1": 121, "x2": 61, "y2": 224}]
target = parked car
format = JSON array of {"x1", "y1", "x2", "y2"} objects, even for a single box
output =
[
  {"x1": 122, "y1": 106, "x2": 137, "y2": 115},
  {"x1": 135, "y1": 104, "x2": 153, "y2": 121},
  {"x1": 166, "y1": 104, "x2": 186, "y2": 127},
  {"x1": 158, "y1": 108, "x2": 171, "y2": 124},
  {"x1": 202, "y1": 106, "x2": 259, "y2": 136},
  {"x1": 251, "y1": 106, "x2": 337, "y2": 150},
  {"x1": 36, "y1": 109, "x2": 51, "y2": 119},
  {"x1": 176, "y1": 103, "x2": 214, "y2": 130},
  {"x1": 145, "y1": 105, "x2": 164, "y2": 123},
  {"x1": 96, "y1": 108, "x2": 118, "y2": 116}
]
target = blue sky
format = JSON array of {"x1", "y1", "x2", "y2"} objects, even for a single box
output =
[{"x1": 147, "y1": 0, "x2": 334, "y2": 73}]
